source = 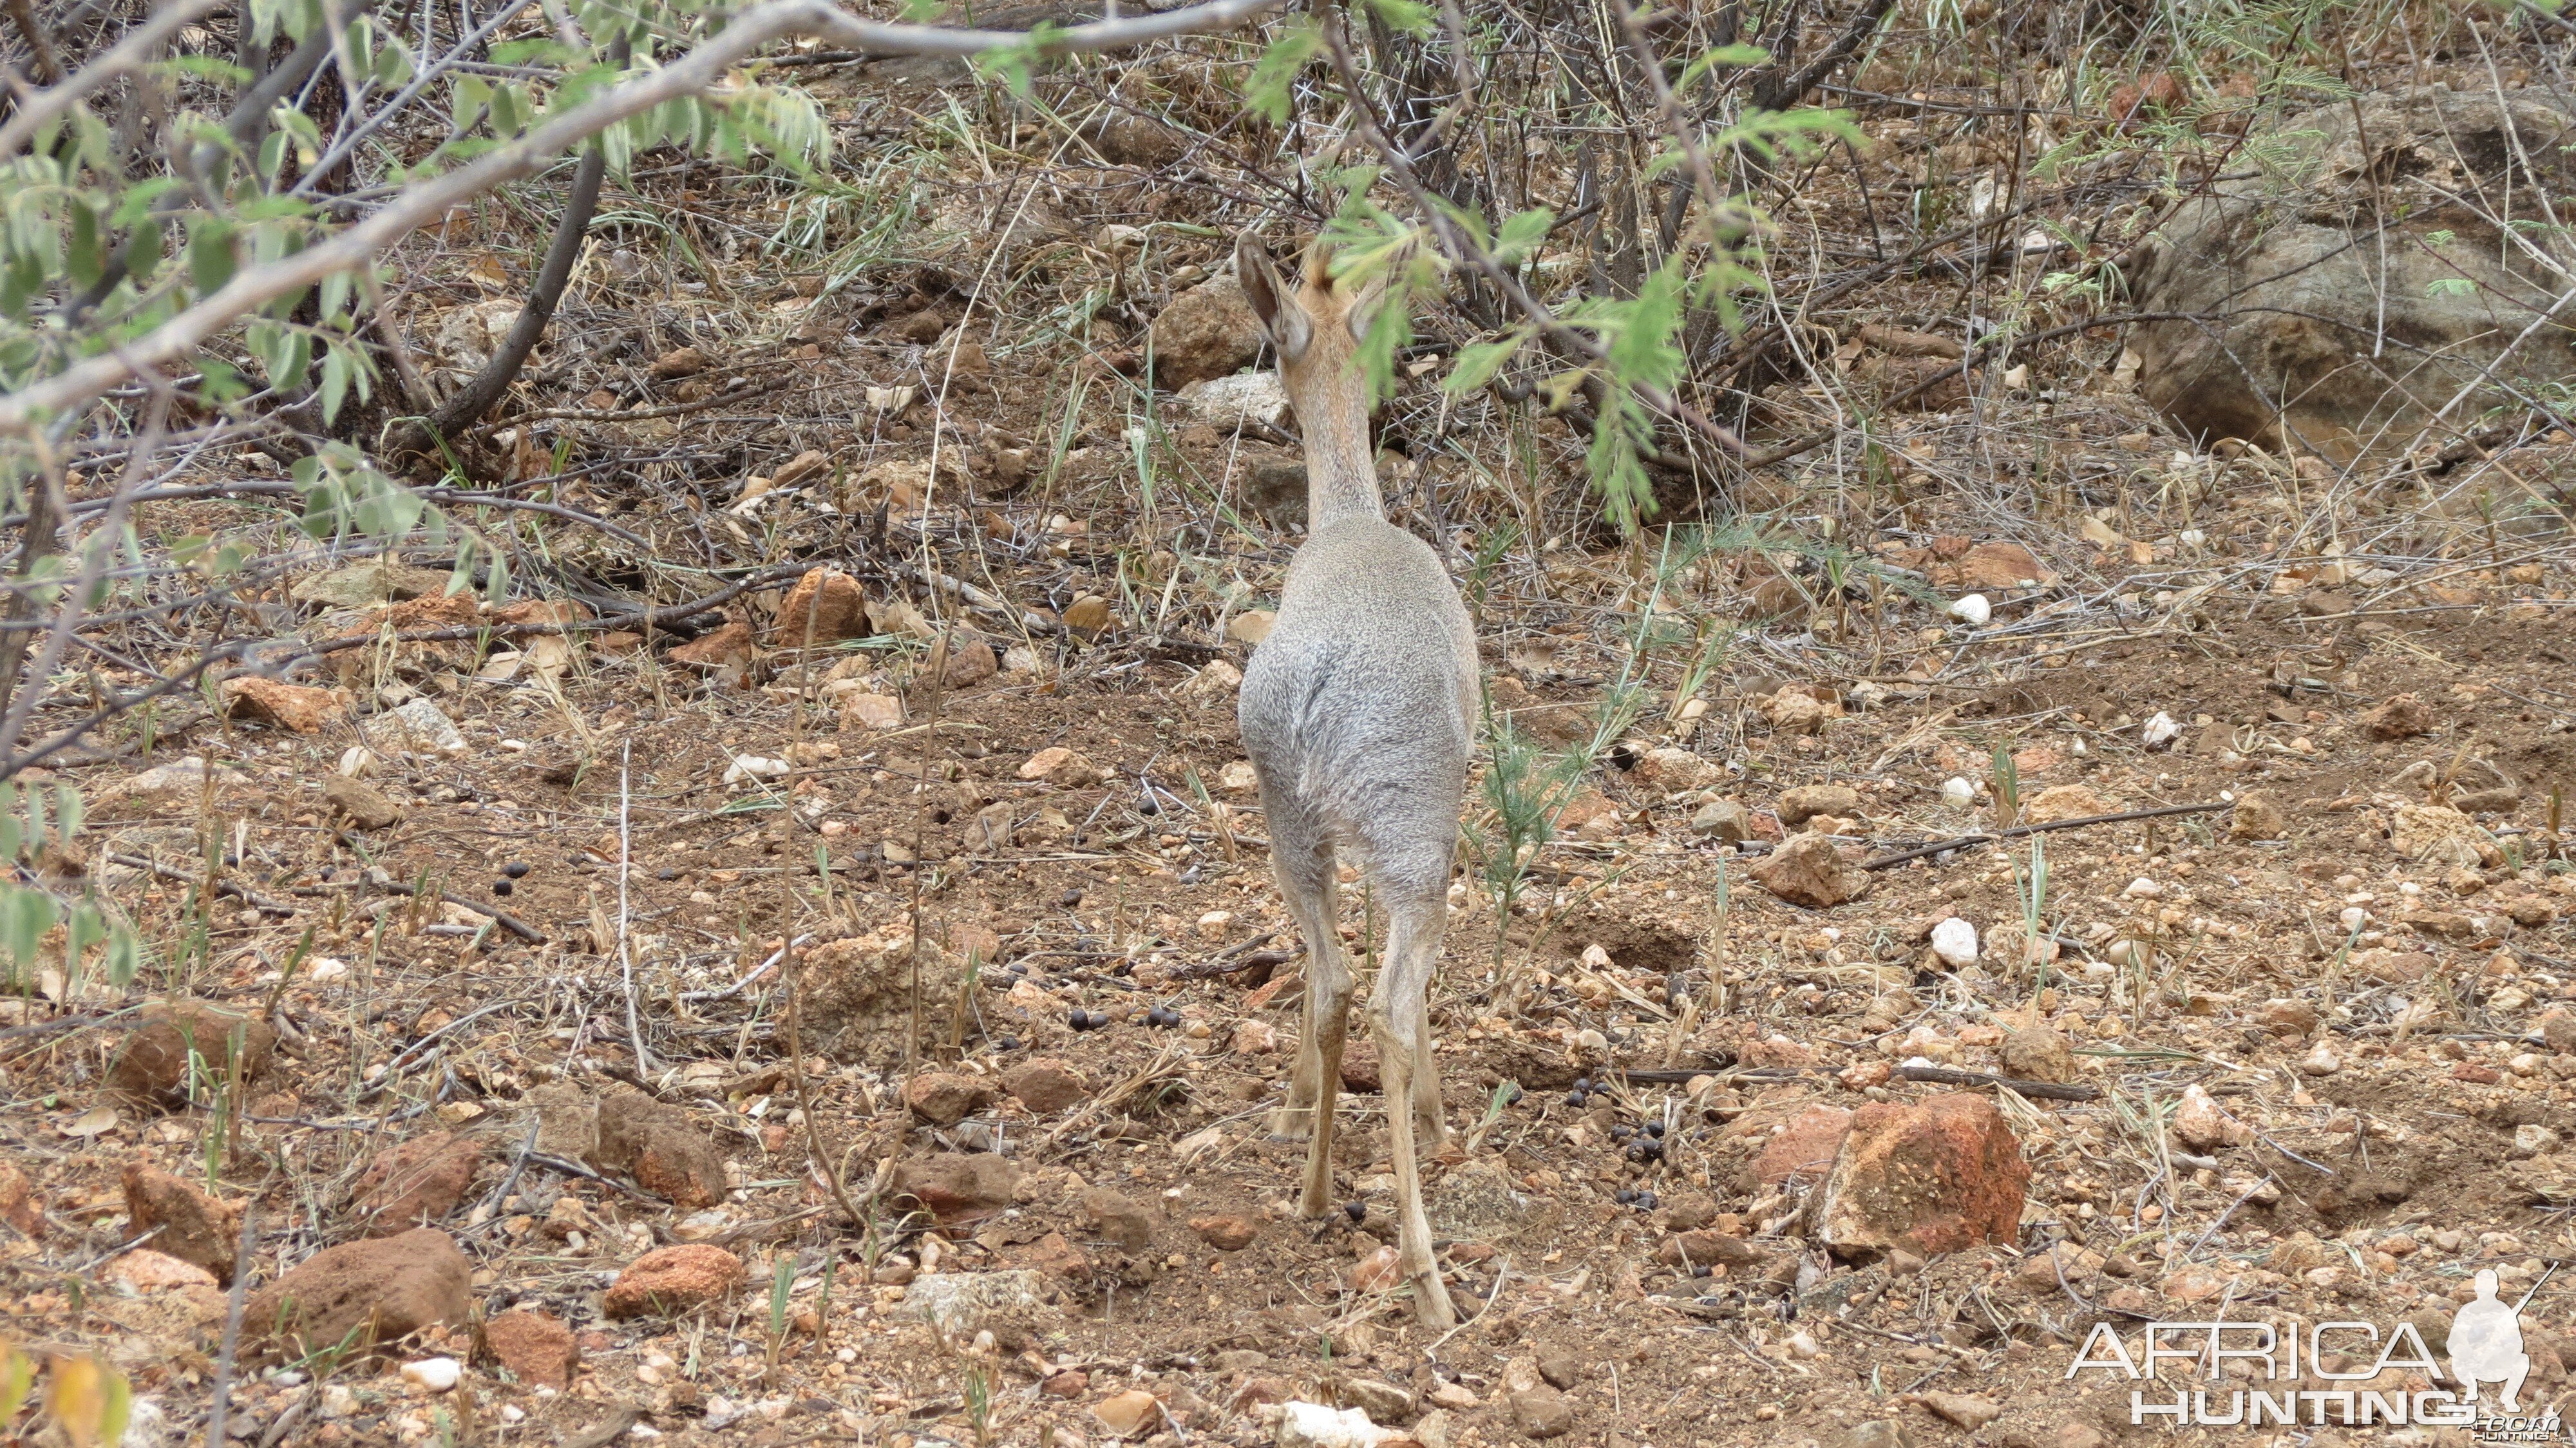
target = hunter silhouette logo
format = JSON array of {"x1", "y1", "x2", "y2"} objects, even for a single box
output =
[{"x1": 2450, "y1": 1268, "x2": 2534, "y2": 1413}]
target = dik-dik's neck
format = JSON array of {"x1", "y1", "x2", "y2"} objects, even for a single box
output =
[{"x1": 1293, "y1": 372, "x2": 1386, "y2": 529}]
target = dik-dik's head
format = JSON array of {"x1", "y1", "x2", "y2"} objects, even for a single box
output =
[{"x1": 1234, "y1": 236, "x2": 1394, "y2": 454}]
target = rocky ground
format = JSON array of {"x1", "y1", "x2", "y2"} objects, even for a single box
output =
[{"x1": 10, "y1": 513, "x2": 2576, "y2": 1448}]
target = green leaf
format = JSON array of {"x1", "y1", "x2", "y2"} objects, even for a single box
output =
[
  {"x1": 1493, "y1": 206, "x2": 1555, "y2": 265},
  {"x1": 1246, "y1": 18, "x2": 1325, "y2": 125},
  {"x1": 188, "y1": 220, "x2": 237, "y2": 294},
  {"x1": 65, "y1": 203, "x2": 102, "y2": 288},
  {"x1": 451, "y1": 75, "x2": 492, "y2": 134},
  {"x1": 1358, "y1": 0, "x2": 1434, "y2": 32},
  {"x1": 128, "y1": 215, "x2": 165, "y2": 283},
  {"x1": 320, "y1": 345, "x2": 351, "y2": 425},
  {"x1": 1446, "y1": 333, "x2": 1527, "y2": 393}
]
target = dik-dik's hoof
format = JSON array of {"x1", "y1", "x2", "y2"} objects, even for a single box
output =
[{"x1": 1266, "y1": 1105, "x2": 1316, "y2": 1141}]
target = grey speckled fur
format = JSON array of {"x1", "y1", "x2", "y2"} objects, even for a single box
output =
[{"x1": 1233, "y1": 235, "x2": 1473, "y2": 1328}]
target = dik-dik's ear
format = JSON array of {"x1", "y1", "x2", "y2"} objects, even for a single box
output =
[
  {"x1": 1235, "y1": 236, "x2": 1312, "y2": 362},
  {"x1": 1341, "y1": 243, "x2": 1413, "y2": 344}
]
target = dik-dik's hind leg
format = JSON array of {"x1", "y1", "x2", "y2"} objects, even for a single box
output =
[
  {"x1": 1263, "y1": 803, "x2": 1354, "y2": 1215},
  {"x1": 1372, "y1": 890, "x2": 1459, "y2": 1328},
  {"x1": 1410, "y1": 993, "x2": 1446, "y2": 1148}
]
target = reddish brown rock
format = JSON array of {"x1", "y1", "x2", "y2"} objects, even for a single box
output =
[
  {"x1": 1741, "y1": 1104, "x2": 1853, "y2": 1192},
  {"x1": 221, "y1": 677, "x2": 344, "y2": 733},
  {"x1": 245, "y1": 1228, "x2": 473, "y2": 1355},
  {"x1": 350, "y1": 1131, "x2": 489, "y2": 1236},
  {"x1": 668, "y1": 619, "x2": 753, "y2": 671},
  {"x1": 1002, "y1": 1059, "x2": 1088, "y2": 1115},
  {"x1": 1510, "y1": 1384, "x2": 1577, "y2": 1438},
  {"x1": 772, "y1": 569, "x2": 871, "y2": 645},
  {"x1": 592, "y1": 1089, "x2": 728, "y2": 1210},
  {"x1": 1339, "y1": 1042, "x2": 1381, "y2": 1093},
  {"x1": 1656, "y1": 1230, "x2": 1760, "y2": 1271},
  {"x1": 1081, "y1": 1186, "x2": 1158, "y2": 1252},
  {"x1": 604, "y1": 1244, "x2": 742, "y2": 1319},
  {"x1": 484, "y1": 1308, "x2": 579, "y2": 1388},
  {"x1": 1998, "y1": 1027, "x2": 2077, "y2": 1084},
  {"x1": 1748, "y1": 834, "x2": 1870, "y2": 909},
  {"x1": 1189, "y1": 1214, "x2": 1261, "y2": 1251},
  {"x1": 0, "y1": 1157, "x2": 41, "y2": 1236},
  {"x1": 940, "y1": 634, "x2": 999, "y2": 689},
  {"x1": 323, "y1": 774, "x2": 404, "y2": 829},
  {"x1": 123, "y1": 1162, "x2": 244, "y2": 1283},
  {"x1": 891, "y1": 1154, "x2": 1019, "y2": 1224},
  {"x1": 1007, "y1": 1231, "x2": 1093, "y2": 1284},
  {"x1": 1815, "y1": 1092, "x2": 2030, "y2": 1259},
  {"x1": 1777, "y1": 784, "x2": 1861, "y2": 826},
  {"x1": 109, "y1": 1001, "x2": 275, "y2": 1107},
  {"x1": 904, "y1": 1072, "x2": 993, "y2": 1127},
  {"x1": 2360, "y1": 694, "x2": 2436, "y2": 741}
]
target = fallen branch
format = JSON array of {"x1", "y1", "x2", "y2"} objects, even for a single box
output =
[
  {"x1": 1896, "y1": 1063, "x2": 2101, "y2": 1102},
  {"x1": 1861, "y1": 800, "x2": 2233, "y2": 870}
]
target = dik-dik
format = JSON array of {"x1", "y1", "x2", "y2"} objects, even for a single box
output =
[{"x1": 1233, "y1": 236, "x2": 1476, "y2": 1327}]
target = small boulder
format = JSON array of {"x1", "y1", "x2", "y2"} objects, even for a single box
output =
[
  {"x1": 1815, "y1": 1093, "x2": 2030, "y2": 1259},
  {"x1": 905, "y1": 1072, "x2": 994, "y2": 1127},
  {"x1": 323, "y1": 774, "x2": 404, "y2": 830},
  {"x1": 484, "y1": 1308, "x2": 578, "y2": 1389},
  {"x1": 603, "y1": 1243, "x2": 742, "y2": 1319},
  {"x1": 900, "y1": 1268, "x2": 1055, "y2": 1338},
  {"x1": 349, "y1": 1130, "x2": 488, "y2": 1236},
  {"x1": 1743, "y1": 1104, "x2": 1853, "y2": 1191},
  {"x1": 1003, "y1": 1058, "x2": 1089, "y2": 1115},
  {"x1": 1147, "y1": 276, "x2": 1264, "y2": 390},
  {"x1": 1919, "y1": 1392, "x2": 2004, "y2": 1431},
  {"x1": 0, "y1": 1157, "x2": 41, "y2": 1236},
  {"x1": 1508, "y1": 1384, "x2": 1577, "y2": 1438},
  {"x1": 245, "y1": 1228, "x2": 473, "y2": 1355},
  {"x1": 123, "y1": 1163, "x2": 243, "y2": 1282},
  {"x1": 773, "y1": 569, "x2": 872, "y2": 645},
  {"x1": 1094, "y1": 1388, "x2": 1165, "y2": 1435},
  {"x1": 2228, "y1": 790, "x2": 2287, "y2": 841},
  {"x1": 842, "y1": 692, "x2": 904, "y2": 730},
  {"x1": 221, "y1": 677, "x2": 344, "y2": 733},
  {"x1": 668, "y1": 620, "x2": 755, "y2": 672},
  {"x1": 2172, "y1": 1085, "x2": 2248, "y2": 1151},
  {"x1": 1777, "y1": 784, "x2": 1861, "y2": 826},
  {"x1": 2362, "y1": 694, "x2": 2436, "y2": 741},
  {"x1": 109, "y1": 1001, "x2": 275, "y2": 1107},
  {"x1": 1189, "y1": 1214, "x2": 1261, "y2": 1251},
  {"x1": 365, "y1": 697, "x2": 468, "y2": 756},
  {"x1": 1082, "y1": 1186, "x2": 1159, "y2": 1252},
  {"x1": 1690, "y1": 799, "x2": 1752, "y2": 842},
  {"x1": 940, "y1": 634, "x2": 999, "y2": 689},
  {"x1": 523, "y1": 1081, "x2": 598, "y2": 1160},
  {"x1": 1018, "y1": 747, "x2": 1104, "y2": 789},
  {"x1": 892, "y1": 1154, "x2": 1019, "y2": 1224},
  {"x1": 1634, "y1": 747, "x2": 1719, "y2": 792},
  {"x1": 1998, "y1": 1027, "x2": 2077, "y2": 1084},
  {"x1": 1748, "y1": 834, "x2": 1870, "y2": 908},
  {"x1": 1657, "y1": 1230, "x2": 1760, "y2": 1271},
  {"x1": 2019, "y1": 784, "x2": 2107, "y2": 825},
  {"x1": 592, "y1": 1089, "x2": 729, "y2": 1210}
]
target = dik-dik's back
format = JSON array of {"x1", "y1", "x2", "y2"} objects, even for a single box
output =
[{"x1": 1239, "y1": 515, "x2": 1477, "y2": 845}]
